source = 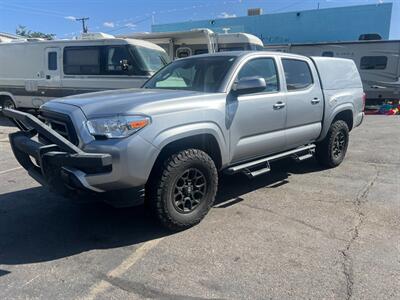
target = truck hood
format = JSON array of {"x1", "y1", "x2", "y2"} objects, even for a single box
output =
[{"x1": 48, "y1": 88, "x2": 211, "y2": 118}]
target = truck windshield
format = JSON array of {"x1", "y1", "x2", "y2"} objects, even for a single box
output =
[
  {"x1": 143, "y1": 56, "x2": 237, "y2": 92},
  {"x1": 130, "y1": 45, "x2": 170, "y2": 73}
]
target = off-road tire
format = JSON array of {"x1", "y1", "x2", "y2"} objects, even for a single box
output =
[
  {"x1": 316, "y1": 120, "x2": 349, "y2": 168},
  {"x1": 147, "y1": 149, "x2": 218, "y2": 231}
]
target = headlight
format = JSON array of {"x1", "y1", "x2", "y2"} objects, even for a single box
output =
[{"x1": 86, "y1": 115, "x2": 151, "y2": 139}]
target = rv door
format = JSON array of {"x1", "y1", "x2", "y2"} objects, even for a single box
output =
[{"x1": 44, "y1": 47, "x2": 62, "y2": 87}]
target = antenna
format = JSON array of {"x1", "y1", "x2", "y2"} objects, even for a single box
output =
[{"x1": 76, "y1": 17, "x2": 90, "y2": 33}]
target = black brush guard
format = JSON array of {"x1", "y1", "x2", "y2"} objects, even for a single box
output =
[{"x1": 3, "y1": 109, "x2": 112, "y2": 194}]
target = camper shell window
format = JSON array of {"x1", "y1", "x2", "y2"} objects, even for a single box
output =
[
  {"x1": 360, "y1": 56, "x2": 388, "y2": 70},
  {"x1": 48, "y1": 52, "x2": 58, "y2": 70},
  {"x1": 282, "y1": 59, "x2": 313, "y2": 91}
]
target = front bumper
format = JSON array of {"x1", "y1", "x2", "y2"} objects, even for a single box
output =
[{"x1": 4, "y1": 109, "x2": 112, "y2": 193}]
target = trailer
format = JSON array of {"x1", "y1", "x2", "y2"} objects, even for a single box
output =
[
  {"x1": 265, "y1": 40, "x2": 400, "y2": 106},
  {"x1": 121, "y1": 29, "x2": 264, "y2": 60}
]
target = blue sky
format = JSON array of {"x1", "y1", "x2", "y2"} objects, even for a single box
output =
[{"x1": 0, "y1": 0, "x2": 399, "y2": 39}]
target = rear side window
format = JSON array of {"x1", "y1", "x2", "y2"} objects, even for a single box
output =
[
  {"x1": 360, "y1": 56, "x2": 387, "y2": 70},
  {"x1": 282, "y1": 59, "x2": 313, "y2": 91},
  {"x1": 64, "y1": 47, "x2": 101, "y2": 75},
  {"x1": 237, "y1": 58, "x2": 279, "y2": 92},
  {"x1": 48, "y1": 52, "x2": 57, "y2": 70}
]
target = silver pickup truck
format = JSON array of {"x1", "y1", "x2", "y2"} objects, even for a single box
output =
[{"x1": 4, "y1": 51, "x2": 364, "y2": 230}]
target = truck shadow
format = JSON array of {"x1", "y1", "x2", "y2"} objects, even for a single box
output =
[{"x1": 0, "y1": 158, "x2": 325, "y2": 266}]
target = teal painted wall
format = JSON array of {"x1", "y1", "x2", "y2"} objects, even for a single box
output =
[{"x1": 152, "y1": 3, "x2": 393, "y2": 44}]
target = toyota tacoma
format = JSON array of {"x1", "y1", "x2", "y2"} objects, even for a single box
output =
[{"x1": 4, "y1": 52, "x2": 364, "y2": 230}]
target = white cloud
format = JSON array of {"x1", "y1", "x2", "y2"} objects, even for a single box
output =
[
  {"x1": 64, "y1": 16, "x2": 76, "y2": 21},
  {"x1": 125, "y1": 22, "x2": 136, "y2": 28},
  {"x1": 103, "y1": 21, "x2": 115, "y2": 28},
  {"x1": 218, "y1": 12, "x2": 236, "y2": 19}
]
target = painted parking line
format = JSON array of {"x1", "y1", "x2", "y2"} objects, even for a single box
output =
[
  {"x1": 0, "y1": 167, "x2": 23, "y2": 175},
  {"x1": 83, "y1": 238, "x2": 163, "y2": 300}
]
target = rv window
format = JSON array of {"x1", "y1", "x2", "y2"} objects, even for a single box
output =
[
  {"x1": 360, "y1": 56, "x2": 387, "y2": 70},
  {"x1": 132, "y1": 46, "x2": 170, "y2": 73},
  {"x1": 237, "y1": 58, "x2": 279, "y2": 92},
  {"x1": 219, "y1": 47, "x2": 244, "y2": 52},
  {"x1": 48, "y1": 52, "x2": 57, "y2": 70},
  {"x1": 282, "y1": 59, "x2": 313, "y2": 91},
  {"x1": 322, "y1": 51, "x2": 334, "y2": 57},
  {"x1": 105, "y1": 46, "x2": 134, "y2": 74},
  {"x1": 64, "y1": 47, "x2": 100, "y2": 75},
  {"x1": 194, "y1": 49, "x2": 208, "y2": 55}
]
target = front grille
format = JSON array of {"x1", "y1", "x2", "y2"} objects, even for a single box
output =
[{"x1": 39, "y1": 111, "x2": 79, "y2": 146}]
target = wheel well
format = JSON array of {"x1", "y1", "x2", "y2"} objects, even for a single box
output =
[
  {"x1": 151, "y1": 134, "x2": 222, "y2": 173},
  {"x1": 0, "y1": 95, "x2": 15, "y2": 106},
  {"x1": 333, "y1": 110, "x2": 353, "y2": 131}
]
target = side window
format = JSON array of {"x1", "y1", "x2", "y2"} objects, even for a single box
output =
[
  {"x1": 322, "y1": 51, "x2": 334, "y2": 57},
  {"x1": 360, "y1": 56, "x2": 387, "y2": 70},
  {"x1": 194, "y1": 49, "x2": 208, "y2": 55},
  {"x1": 237, "y1": 58, "x2": 279, "y2": 92},
  {"x1": 105, "y1": 46, "x2": 133, "y2": 74},
  {"x1": 282, "y1": 59, "x2": 313, "y2": 91},
  {"x1": 64, "y1": 47, "x2": 101, "y2": 75},
  {"x1": 48, "y1": 52, "x2": 57, "y2": 70}
]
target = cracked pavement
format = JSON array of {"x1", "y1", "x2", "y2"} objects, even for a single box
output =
[{"x1": 0, "y1": 115, "x2": 399, "y2": 299}]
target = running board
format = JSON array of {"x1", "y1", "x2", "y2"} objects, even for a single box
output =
[{"x1": 226, "y1": 144, "x2": 316, "y2": 178}]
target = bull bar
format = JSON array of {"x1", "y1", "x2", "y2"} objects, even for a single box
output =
[{"x1": 3, "y1": 109, "x2": 112, "y2": 193}]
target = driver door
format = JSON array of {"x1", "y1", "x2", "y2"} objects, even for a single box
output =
[{"x1": 228, "y1": 57, "x2": 287, "y2": 163}]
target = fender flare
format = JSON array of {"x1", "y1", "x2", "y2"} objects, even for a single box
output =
[
  {"x1": 318, "y1": 103, "x2": 355, "y2": 142},
  {"x1": 150, "y1": 122, "x2": 229, "y2": 167}
]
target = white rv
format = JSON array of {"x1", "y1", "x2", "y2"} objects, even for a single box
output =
[
  {"x1": 0, "y1": 34, "x2": 170, "y2": 110},
  {"x1": 265, "y1": 40, "x2": 400, "y2": 105},
  {"x1": 121, "y1": 29, "x2": 264, "y2": 60}
]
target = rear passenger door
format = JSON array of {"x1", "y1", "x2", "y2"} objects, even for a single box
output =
[{"x1": 281, "y1": 58, "x2": 324, "y2": 149}]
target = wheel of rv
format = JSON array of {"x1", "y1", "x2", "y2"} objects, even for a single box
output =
[
  {"x1": 147, "y1": 148, "x2": 218, "y2": 231},
  {"x1": 316, "y1": 120, "x2": 349, "y2": 168},
  {"x1": 1, "y1": 97, "x2": 16, "y2": 113}
]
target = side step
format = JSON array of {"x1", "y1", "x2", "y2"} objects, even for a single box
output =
[{"x1": 226, "y1": 144, "x2": 316, "y2": 178}]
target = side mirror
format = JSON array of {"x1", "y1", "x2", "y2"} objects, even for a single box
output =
[
  {"x1": 120, "y1": 59, "x2": 130, "y2": 71},
  {"x1": 233, "y1": 77, "x2": 266, "y2": 95}
]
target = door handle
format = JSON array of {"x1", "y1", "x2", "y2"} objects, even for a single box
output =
[
  {"x1": 311, "y1": 98, "x2": 320, "y2": 104},
  {"x1": 273, "y1": 102, "x2": 286, "y2": 110}
]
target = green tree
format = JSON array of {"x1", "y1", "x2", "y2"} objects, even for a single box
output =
[{"x1": 16, "y1": 25, "x2": 55, "y2": 40}]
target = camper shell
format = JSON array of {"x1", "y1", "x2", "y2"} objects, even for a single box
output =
[
  {"x1": 0, "y1": 37, "x2": 170, "y2": 110},
  {"x1": 265, "y1": 40, "x2": 400, "y2": 105},
  {"x1": 121, "y1": 29, "x2": 264, "y2": 59}
]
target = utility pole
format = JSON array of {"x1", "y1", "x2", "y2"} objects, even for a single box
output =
[{"x1": 76, "y1": 17, "x2": 90, "y2": 33}]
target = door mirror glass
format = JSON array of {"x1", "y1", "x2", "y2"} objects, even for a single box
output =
[{"x1": 234, "y1": 77, "x2": 266, "y2": 94}]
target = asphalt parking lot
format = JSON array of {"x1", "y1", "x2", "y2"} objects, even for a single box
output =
[{"x1": 0, "y1": 115, "x2": 399, "y2": 300}]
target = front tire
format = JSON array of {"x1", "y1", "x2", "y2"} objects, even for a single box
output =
[
  {"x1": 148, "y1": 149, "x2": 218, "y2": 231},
  {"x1": 316, "y1": 120, "x2": 349, "y2": 168}
]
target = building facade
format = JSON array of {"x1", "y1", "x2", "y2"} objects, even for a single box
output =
[{"x1": 152, "y1": 3, "x2": 393, "y2": 45}]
